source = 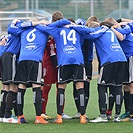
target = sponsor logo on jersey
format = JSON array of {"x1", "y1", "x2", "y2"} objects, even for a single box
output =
[
  {"x1": 63, "y1": 46, "x2": 77, "y2": 54},
  {"x1": 25, "y1": 43, "x2": 37, "y2": 51},
  {"x1": 110, "y1": 43, "x2": 122, "y2": 51}
]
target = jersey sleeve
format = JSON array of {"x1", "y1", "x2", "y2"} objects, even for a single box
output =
[
  {"x1": 128, "y1": 22, "x2": 133, "y2": 32},
  {"x1": 48, "y1": 19, "x2": 71, "y2": 27},
  {"x1": 116, "y1": 25, "x2": 131, "y2": 35},
  {"x1": 70, "y1": 25, "x2": 108, "y2": 39},
  {"x1": 7, "y1": 23, "x2": 23, "y2": 36},
  {"x1": 35, "y1": 25, "x2": 58, "y2": 37}
]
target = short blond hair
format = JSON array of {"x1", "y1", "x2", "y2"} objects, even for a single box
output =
[
  {"x1": 52, "y1": 11, "x2": 63, "y2": 22},
  {"x1": 87, "y1": 21, "x2": 100, "y2": 28},
  {"x1": 86, "y1": 16, "x2": 99, "y2": 26},
  {"x1": 104, "y1": 17, "x2": 118, "y2": 25}
]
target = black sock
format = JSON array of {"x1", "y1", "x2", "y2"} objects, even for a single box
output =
[
  {"x1": 124, "y1": 91, "x2": 130, "y2": 113},
  {"x1": 108, "y1": 86, "x2": 115, "y2": 111},
  {"x1": 129, "y1": 94, "x2": 133, "y2": 115},
  {"x1": 73, "y1": 84, "x2": 80, "y2": 112},
  {"x1": 84, "y1": 82, "x2": 90, "y2": 110},
  {"x1": 13, "y1": 100, "x2": 18, "y2": 116},
  {"x1": 57, "y1": 88, "x2": 65, "y2": 115},
  {"x1": 33, "y1": 87, "x2": 42, "y2": 116},
  {"x1": 77, "y1": 88, "x2": 85, "y2": 115},
  {"x1": 5, "y1": 91, "x2": 17, "y2": 118},
  {"x1": 0, "y1": 90, "x2": 8, "y2": 117},
  {"x1": 114, "y1": 86, "x2": 123, "y2": 115},
  {"x1": 98, "y1": 84, "x2": 107, "y2": 115},
  {"x1": 17, "y1": 88, "x2": 26, "y2": 116}
]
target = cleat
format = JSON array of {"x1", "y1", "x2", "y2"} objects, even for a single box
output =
[
  {"x1": 107, "y1": 115, "x2": 112, "y2": 120},
  {"x1": 35, "y1": 116, "x2": 48, "y2": 124},
  {"x1": 18, "y1": 115, "x2": 28, "y2": 124},
  {"x1": 120, "y1": 112, "x2": 130, "y2": 119},
  {"x1": 130, "y1": 115, "x2": 133, "y2": 122},
  {"x1": 80, "y1": 114, "x2": 87, "y2": 124},
  {"x1": 62, "y1": 113, "x2": 72, "y2": 119},
  {"x1": 41, "y1": 113, "x2": 52, "y2": 120},
  {"x1": 3, "y1": 116, "x2": 18, "y2": 123},
  {"x1": 113, "y1": 117, "x2": 121, "y2": 122},
  {"x1": 53, "y1": 114, "x2": 63, "y2": 124},
  {"x1": 106, "y1": 110, "x2": 112, "y2": 120},
  {"x1": 72, "y1": 112, "x2": 81, "y2": 119},
  {"x1": 90, "y1": 116, "x2": 108, "y2": 123},
  {"x1": 0, "y1": 117, "x2": 3, "y2": 123},
  {"x1": 120, "y1": 117, "x2": 131, "y2": 122}
]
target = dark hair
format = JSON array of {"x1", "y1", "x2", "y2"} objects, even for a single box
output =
[
  {"x1": 67, "y1": 18, "x2": 75, "y2": 23},
  {"x1": 100, "y1": 21, "x2": 113, "y2": 28},
  {"x1": 52, "y1": 11, "x2": 63, "y2": 22}
]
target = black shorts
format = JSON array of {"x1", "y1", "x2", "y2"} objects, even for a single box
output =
[
  {"x1": 58, "y1": 64, "x2": 86, "y2": 84},
  {"x1": 84, "y1": 61, "x2": 92, "y2": 80},
  {"x1": 14, "y1": 60, "x2": 43, "y2": 86},
  {"x1": 1, "y1": 52, "x2": 17, "y2": 85},
  {"x1": 98, "y1": 62, "x2": 128, "y2": 86}
]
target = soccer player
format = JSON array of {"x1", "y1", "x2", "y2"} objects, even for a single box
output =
[
  {"x1": 108, "y1": 19, "x2": 133, "y2": 122},
  {"x1": 0, "y1": 36, "x2": 7, "y2": 123},
  {"x1": 0, "y1": 33, "x2": 20, "y2": 123},
  {"x1": 35, "y1": 11, "x2": 87, "y2": 124},
  {"x1": 73, "y1": 18, "x2": 93, "y2": 119},
  {"x1": 7, "y1": 18, "x2": 50, "y2": 124},
  {"x1": 41, "y1": 36, "x2": 72, "y2": 120},
  {"x1": 69, "y1": 20, "x2": 128, "y2": 122}
]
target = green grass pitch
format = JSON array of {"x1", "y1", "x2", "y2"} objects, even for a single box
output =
[{"x1": 0, "y1": 79, "x2": 133, "y2": 133}]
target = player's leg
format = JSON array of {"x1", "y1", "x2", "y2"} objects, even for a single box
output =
[
  {"x1": 72, "y1": 83, "x2": 80, "y2": 118},
  {"x1": 90, "y1": 84, "x2": 108, "y2": 123},
  {"x1": 41, "y1": 84, "x2": 52, "y2": 119},
  {"x1": 3, "y1": 84, "x2": 18, "y2": 123},
  {"x1": 75, "y1": 81, "x2": 87, "y2": 124},
  {"x1": 0, "y1": 84, "x2": 8, "y2": 122},
  {"x1": 120, "y1": 85, "x2": 130, "y2": 120},
  {"x1": 113, "y1": 85, "x2": 123, "y2": 122},
  {"x1": 106, "y1": 86, "x2": 115, "y2": 120},
  {"x1": 129, "y1": 83, "x2": 133, "y2": 122}
]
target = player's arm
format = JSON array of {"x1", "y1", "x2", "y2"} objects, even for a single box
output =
[
  {"x1": 127, "y1": 21, "x2": 133, "y2": 32},
  {"x1": 48, "y1": 19, "x2": 71, "y2": 27},
  {"x1": 117, "y1": 18, "x2": 133, "y2": 23},
  {"x1": 111, "y1": 24, "x2": 125, "y2": 41},
  {"x1": 7, "y1": 20, "x2": 25, "y2": 36},
  {"x1": 73, "y1": 25, "x2": 108, "y2": 40}
]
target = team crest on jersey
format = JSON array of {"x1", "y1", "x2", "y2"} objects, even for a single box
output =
[
  {"x1": 25, "y1": 43, "x2": 37, "y2": 51},
  {"x1": 63, "y1": 46, "x2": 77, "y2": 54},
  {"x1": 110, "y1": 43, "x2": 122, "y2": 51}
]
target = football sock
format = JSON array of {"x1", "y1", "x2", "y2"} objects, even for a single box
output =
[
  {"x1": 98, "y1": 84, "x2": 107, "y2": 115},
  {"x1": 129, "y1": 94, "x2": 133, "y2": 115},
  {"x1": 33, "y1": 87, "x2": 42, "y2": 116},
  {"x1": 0, "y1": 90, "x2": 8, "y2": 117},
  {"x1": 84, "y1": 82, "x2": 90, "y2": 110},
  {"x1": 124, "y1": 91, "x2": 130, "y2": 113},
  {"x1": 114, "y1": 86, "x2": 123, "y2": 115},
  {"x1": 77, "y1": 88, "x2": 85, "y2": 115},
  {"x1": 57, "y1": 88, "x2": 65, "y2": 115},
  {"x1": 5, "y1": 91, "x2": 17, "y2": 118},
  {"x1": 73, "y1": 84, "x2": 80, "y2": 112},
  {"x1": 108, "y1": 86, "x2": 115, "y2": 111},
  {"x1": 17, "y1": 88, "x2": 26, "y2": 116}
]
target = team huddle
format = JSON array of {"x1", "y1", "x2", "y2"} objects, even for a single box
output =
[{"x1": 0, "y1": 10, "x2": 133, "y2": 124}]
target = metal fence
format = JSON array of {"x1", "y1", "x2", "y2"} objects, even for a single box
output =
[{"x1": 0, "y1": 0, "x2": 133, "y2": 77}]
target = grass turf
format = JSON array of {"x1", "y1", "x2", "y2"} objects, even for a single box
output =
[{"x1": 0, "y1": 79, "x2": 133, "y2": 133}]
